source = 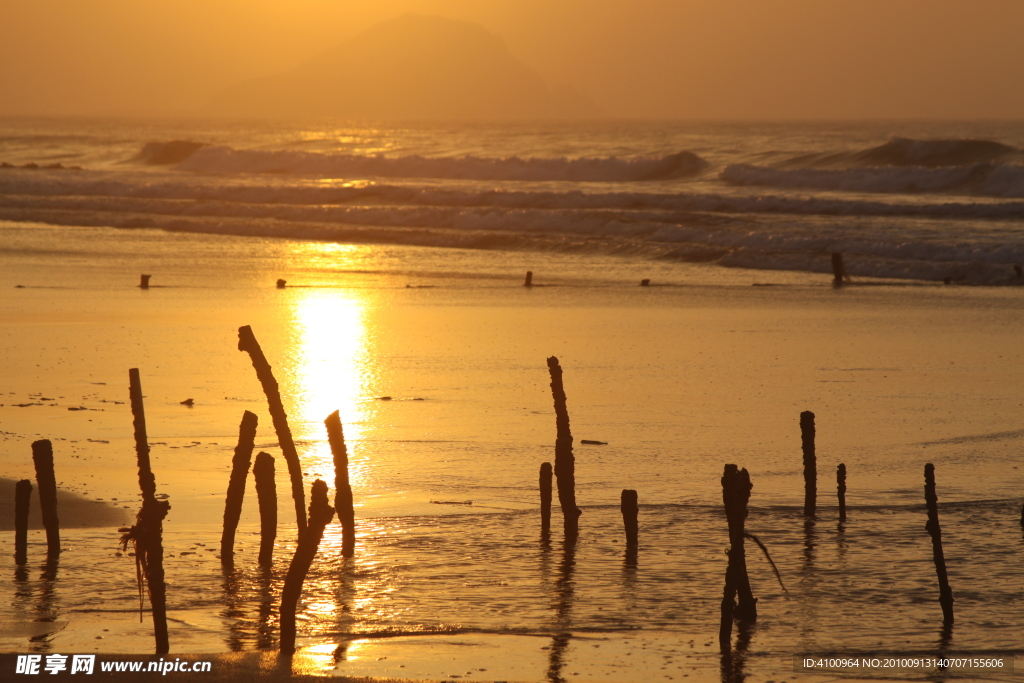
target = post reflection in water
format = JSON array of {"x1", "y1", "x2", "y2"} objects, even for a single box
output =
[
  {"x1": 546, "y1": 539, "x2": 577, "y2": 683},
  {"x1": 31, "y1": 558, "x2": 60, "y2": 653}
]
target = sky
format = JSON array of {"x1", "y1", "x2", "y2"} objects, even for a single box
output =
[{"x1": 2, "y1": 0, "x2": 1024, "y2": 120}]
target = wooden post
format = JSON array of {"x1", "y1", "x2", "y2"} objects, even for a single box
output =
[
  {"x1": 719, "y1": 464, "x2": 756, "y2": 650},
  {"x1": 14, "y1": 479, "x2": 32, "y2": 565},
  {"x1": 620, "y1": 489, "x2": 638, "y2": 548},
  {"x1": 640, "y1": 279, "x2": 650, "y2": 287},
  {"x1": 800, "y1": 411, "x2": 816, "y2": 518},
  {"x1": 547, "y1": 356, "x2": 581, "y2": 542},
  {"x1": 237, "y1": 325, "x2": 306, "y2": 535},
  {"x1": 280, "y1": 480, "x2": 335, "y2": 654},
  {"x1": 276, "y1": 279, "x2": 287, "y2": 289},
  {"x1": 139, "y1": 274, "x2": 151, "y2": 289},
  {"x1": 539, "y1": 462, "x2": 552, "y2": 533},
  {"x1": 253, "y1": 452, "x2": 277, "y2": 568},
  {"x1": 924, "y1": 463, "x2": 954, "y2": 625},
  {"x1": 524, "y1": 271, "x2": 533, "y2": 287},
  {"x1": 127, "y1": 368, "x2": 170, "y2": 654},
  {"x1": 31, "y1": 440, "x2": 60, "y2": 558},
  {"x1": 837, "y1": 463, "x2": 847, "y2": 522},
  {"x1": 325, "y1": 411, "x2": 356, "y2": 558},
  {"x1": 221, "y1": 411, "x2": 258, "y2": 566},
  {"x1": 831, "y1": 253, "x2": 844, "y2": 284}
]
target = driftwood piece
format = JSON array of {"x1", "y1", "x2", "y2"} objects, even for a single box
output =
[
  {"x1": 325, "y1": 410, "x2": 356, "y2": 558},
  {"x1": 127, "y1": 368, "x2": 170, "y2": 654},
  {"x1": 221, "y1": 411, "x2": 258, "y2": 566},
  {"x1": 14, "y1": 479, "x2": 32, "y2": 564},
  {"x1": 237, "y1": 325, "x2": 306, "y2": 535},
  {"x1": 253, "y1": 452, "x2": 277, "y2": 567},
  {"x1": 924, "y1": 463, "x2": 954, "y2": 625},
  {"x1": 800, "y1": 411, "x2": 816, "y2": 518},
  {"x1": 547, "y1": 356, "x2": 581, "y2": 542},
  {"x1": 279, "y1": 480, "x2": 336, "y2": 654},
  {"x1": 31, "y1": 440, "x2": 60, "y2": 557}
]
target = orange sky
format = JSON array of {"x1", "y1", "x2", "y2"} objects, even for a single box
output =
[{"x1": 2, "y1": 0, "x2": 1023, "y2": 119}]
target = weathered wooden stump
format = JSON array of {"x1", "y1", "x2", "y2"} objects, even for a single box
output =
[
  {"x1": 547, "y1": 356, "x2": 581, "y2": 542},
  {"x1": 31, "y1": 440, "x2": 60, "y2": 558},
  {"x1": 640, "y1": 279, "x2": 650, "y2": 287},
  {"x1": 620, "y1": 489, "x2": 638, "y2": 548},
  {"x1": 924, "y1": 463, "x2": 954, "y2": 625},
  {"x1": 539, "y1": 462, "x2": 553, "y2": 534},
  {"x1": 280, "y1": 480, "x2": 336, "y2": 654},
  {"x1": 14, "y1": 479, "x2": 32, "y2": 564},
  {"x1": 139, "y1": 274, "x2": 151, "y2": 289},
  {"x1": 276, "y1": 279, "x2": 287, "y2": 289},
  {"x1": 524, "y1": 271, "x2": 533, "y2": 287},
  {"x1": 221, "y1": 411, "x2": 258, "y2": 566},
  {"x1": 831, "y1": 253, "x2": 845, "y2": 284},
  {"x1": 837, "y1": 463, "x2": 847, "y2": 522},
  {"x1": 325, "y1": 410, "x2": 356, "y2": 558},
  {"x1": 238, "y1": 325, "x2": 306, "y2": 535},
  {"x1": 253, "y1": 452, "x2": 277, "y2": 568},
  {"x1": 719, "y1": 464, "x2": 756, "y2": 651},
  {"x1": 800, "y1": 411, "x2": 816, "y2": 518}
]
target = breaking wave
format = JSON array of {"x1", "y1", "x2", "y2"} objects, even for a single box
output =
[
  {"x1": 782, "y1": 137, "x2": 1020, "y2": 169},
  {"x1": 129, "y1": 141, "x2": 708, "y2": 182}
]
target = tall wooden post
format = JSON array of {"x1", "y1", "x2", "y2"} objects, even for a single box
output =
[
  {"x1": 539, "y1": 462, "x2": 552, "y2": 533},
  {"x1": 800, "y1": 411, "x2": 816, "y2": 518},
  {"x1": 719, "y1": 464, "x2": 756, "y2": 650},
  {"x1": 253, "y1": 452, "x2": 277, "y2": 568},
  {"x1": 221, "y1": 411, "x2": 258, "y2": 566},
  {"x1": 31, "y1": 440, "x2": 60, "y2": 557},
  {"x1": 547, "y1": 357, "x2": 581, "y2": 542},
  {"x1": 620, "y1": 489, "x2": 638, "y2": 548},
  {"x1": 924, "y1": 464, "x2": 954, "y2": 625},
  {"x1": 237, "y1": 325, "x2": 306, "y2": 535},
  {"x1": 128, "y1": 368, "x2": 170, "y2": 654},
  {"x1": 14, "y1": 479, "x2": 32, "y2": 565},
  {"x1": 325, "y1": 411, "x2": 356, "y2": 558},
  {"x1": 280, "y1": 480, "x2": 335, "y2": 654}
]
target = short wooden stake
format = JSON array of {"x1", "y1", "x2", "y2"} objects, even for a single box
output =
[
  {"x1": 280, "y1": 479, "x2": 335, "y2": 654},
  {"x1": 620, "y1": 489, "x2": 638, "y2": 548},
  {"x1": 831, "y1": 253, "x2": 844, "y2": 284},
  {"x1": 253, "y1": 452, "x2": 277, "y2": 568},
  {"x1": 31, "y1": 440, "x2": 61, "y2": 557},
  {"x1": 837, "y1": 463, "x2": 847, "y2": 522},
  {"x1": 640, "y1": 279, "x2": 650, "y2": 287},
  {"x1": 276, "y1": 279, "x2": 287, "y2": 289},
  {"x1": 126, "y1": 368, "x2": 170, "y2": 654},
  {"x1": 547, "y1": 356, "x2": 581, "y2": 542},
  {"x1": 719, "y1": 464, "x2": 756, "y2": 650},
  {"x1": 221, "y1": 411, "x2": 258, "y2": 566},
  {"x1": 539, "y1": 462, "x2": 552, "y2": 533},
  {"x1": 238, "y1": 325, "x2": 306, "y2": 535},
  {"x1": 325, "y1": 411, "x2": 356, "y2": 558},
  {"x1": 14, "y1": 479, "x2": 32, "y2": 565},
  {"x1": 524, "y1": 271, "x2": 533, "y2": 287},
  {"x1": 800, "y1": 411, "x2": 816, "y2": 518},
  {"x1": 924, "y1": 463, "x2": 954, "y2": 625},
  {"x1": 139, "y1": 274, "x2": 151, "y2": 289}
]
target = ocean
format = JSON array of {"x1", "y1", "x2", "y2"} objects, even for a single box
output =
[{"x1": 1, "y1": 117, "x2": 1023, "y2": 682}]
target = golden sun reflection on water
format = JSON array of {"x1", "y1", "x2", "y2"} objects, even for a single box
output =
[{"x1": 284, "y1": 272, "x2": 377, "y2": 490}]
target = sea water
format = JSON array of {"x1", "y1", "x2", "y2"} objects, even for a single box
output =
[{"x1": 1, "y1": 118, "x2": 1023, "y2": 680}]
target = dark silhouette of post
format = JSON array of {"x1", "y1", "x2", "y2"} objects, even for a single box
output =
[
  {"x1": 280, "y1": 479, "x2": 335, "y2": 654},
  {"x1": 325, "y1": 411, "x2": 356, "y2": 558},
  {"x1": 640, "y1": 279, "x2": 650, "y2": 287},
  {"x1": 924, "y1": 463, "x2": 954, "y2": 625},
  {"x1": 831, "y1": 253, "x2": 845, "y2": 284},
  {"x1": 539, "y1": 462, "x2": 552, "y2": 533},
  {"x1": 253, "y1": 452, "x2": 277, "y2": 568},
  {"x1": 31, "y1": 440, "x2": 60, "y2": 557},
  {"x1": 139, "y1": 274, "x2": 151, "y2": 289},
  {"x1": 276, "y1": 279, "x2": 287, "y2": 289},
  {"x1": 547, "y1": 356, "x2": 581, "y2": 542},
  {"x1": 524, "y1": 271, "x2": 533, "y2": 287},
  {"x1": 221, "y1": 411, "x2": 258, "y2": 567},
  {"x1": 127, "y1": 368, "x2": 170, "y2": 654},
  {"x1": 800, "y1": 411, "x2": 816, "y2": 518},
  {"x1": 14, "y1": 479, "x2": 32, "y2": 564},
  {"x1": 620, "y1": 489, "x2": 638, "y2": 548},
  {"x1": 719, "y1": 464, "x2": 756, "y2": 651},
  {"x1": 837, "y1": 463, "x2": 847, "y2": 522},
  {"x1": 237, "y1": 325, "x2": 306, "y2": 535}
]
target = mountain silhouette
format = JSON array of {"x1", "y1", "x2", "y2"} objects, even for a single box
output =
[{"x1": 206, "y1": 14, "x2": 598, "y2": 120}]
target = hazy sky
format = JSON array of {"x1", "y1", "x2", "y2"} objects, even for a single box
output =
[{"x1": 3, "y1": 0, "x2": 1024, "y2": 119}]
